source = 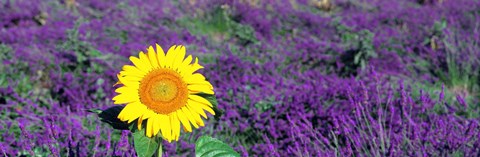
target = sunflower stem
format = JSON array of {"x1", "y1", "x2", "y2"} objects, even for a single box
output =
[{"x1": 157, "y1": 139, "x2": 163, "y2": 157}]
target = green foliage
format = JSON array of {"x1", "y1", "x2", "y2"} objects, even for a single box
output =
[
  {"x1": 451, "y1": 150, "x2": 464, "y2": 157},
  {"x1": 425, "y1": 20, "x2": 479, "y2": 117},
  {"x1": 195, "y1": 136, "x2": 240, "y2": 157},
  {"x1": 0, "y1": 44, "x2": 34, "y2": 98},
  {"x1": 178, "y1": 6, "x2": 258, "y2": 45},
  {"x1": 132, "y1": 124, "x2": 161, "y2": 157},
  {"x1": 424, "y1": 20, "x2": 477, "y2": 92},
  {"x1": 332, "y1": 19, "x2": 378, "y2": 76},
  {"x1": 17, "y1": 146, "x2": 53, "y2": 157},
  {"x1": 410, "y1": 81, "x2": 478, "y2": 118},
  {"x1": 198, "y1": 52, "x2": 219, "y2": 65},
  {"x1": 89, "y1": 106, "x2": 131, "y2": 130},
  {"x1": 104, "y1": 27, "x2": 129, "y2": 44},
  {"x1": 59, "y1": 19, "x2": 92, "y2": 62},
  {"x1": 254, "y1": 96, "x2": 279, "y2": 113},
  {"x1": 440, "y1": 35, "x2": 479, "y2": 95},
  {"x1": 57, "y1": 19, "x2": 108, "y2": 74},
  {"x1": 402, "y1": 20, "x2": 479, "y2": 119},
  {"x1": 90, "y1": 106, "x2": 161, "y2": 157},
  {"x1": 342, "y1": 29, "x2": 377, "y2": 70},
  {"x1": 0, "y1": 44, "x2": 12, "y2": 60},
  {"x1": 352, "y1": 30, "x2": 377, "y2": 68},
  {"x1": 432, "y1": 19, "x2": 447, "y2": 36}
]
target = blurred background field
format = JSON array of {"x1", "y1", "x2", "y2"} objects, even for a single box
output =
[{"x1": 1, "y1": 0, "x2": 480, "y2": 156}]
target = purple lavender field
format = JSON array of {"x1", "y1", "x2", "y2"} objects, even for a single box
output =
[{"x1": 1, "y1": 0, "x2": 480, "y2": 156}]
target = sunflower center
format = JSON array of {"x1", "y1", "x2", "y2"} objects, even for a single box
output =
[
  {"x1": 139, "y1": 68, "x2": 188, "y2": 114},
  {"x1": 150, "y1": 79, "x2": 178, "y2": 102}
]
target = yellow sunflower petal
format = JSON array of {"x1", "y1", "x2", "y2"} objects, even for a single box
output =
[
  {"x1": 186, "y1": 105, "x2": 205, "y2": 127},
  {"x1": 113, "y1": 81, "x2": 122, "y2": 87},
  {"x1": 181, "y1": 58, "x2": 204, "y2": 77},
  {"x1": 186, "y1": 57, "x2": 203, "y2": 73},
  {"x1": 187, "y1": 100, "x2": 207, "y2": 118},
  {"x1": 112, "y1": 93, "x2": 138, "y2": 104},
  {"x1": 126, "y1": 103, "x2": 147, "y2": 123},
  {"x1": 202, "y1": 106, "x2": 216, "y2": 116},
  {"x1": 195, "y1": 81, "x2": 214, "y2": 89},
  {"x1": 119, "y1": 75, "x2": 142, "y2": 83},
  {"x1": 193, "y1": 100, "x2": 216, "y2": 115},
  {"x1": 193, "y1": 114, "x2": 205, "y2": 127},
  {"x1": 185, "y1": 75, "x2": 211, "y2": 86},
  {"x1": 182, "y1": 55, "x2": 193, "y2": 66},
  {"x1": 189, "y1": 95, "x2": 213, "y2": 107},
  {"x1": 179, "y1": 55, "x2": 193, "y2": 77},
  {"x1": 159, "y1": 114, "x2": 172, "y2": 141},
  {"x1": 188, "y1": 84, "x2": 214, "y2": 94},
  {"x1": 165, "y1": 45, "x2": 177, "y2": 68},
  {"x1": 115, "y1": 74, "x2": 126, "y2": 85},
  {"x1": 170, "y1": 113, "x2": 181, "y2": 141},
  {"x1": 185, "y1": 73, "x2": 206, "y2": 83},
  {"x1": 147, "y1": 46, "x2": 159, "y2": 69},
  {"x1": 141, "y1": 110, "x2": 156, "y2": 120},
  {"x1": 138, "y1": 51, "x2": 153, "y2": 72},
  {"x1": 182, "y1": 107, "x2": 199, "y2": 129},
  {"x1": 137, "y1": 114, "x2": 144, "y2": 130},
  {"x1": 184, "y1": 74, "x2": 204, "y2": 85},
  {"x1": 114, "y1": 86, "x2": 134, "y2": 94},
  {"x1": 121, "y1": 65, "x2": 145, "y2": 77},
  {"x1": 172, "y1": 45, "x2": 186, "y2": 70},
  {"x1": 117, "y1": 77, "x2": 139, "y2": 90},
  {"x1": 191, "y1": 64, "x2": 204, "y2": 73},
  {"x1": 176, "y1": 110, "x2": 192, "y2": 132},
  {"x1": 187, "y1": 80, "x2": 213, "y2": 89},
  {"x1": 119, "y1": 71, "x2": 141, "y2": 79},
  {"x1": 117, "y1": 102, "x2": 145, "y2": 122},
  {"x1": 146, "y1": 118, "x2": 154, "y2": 137},
  {"x1": 156, "y1": 44, "x2": 166, "y2": 68},
  {"x1": 152, "y1": 114, "x2": 161, "y2": 137},
  {"x1": 129, "y1": 56, "x2": 150, "y2": 74}
]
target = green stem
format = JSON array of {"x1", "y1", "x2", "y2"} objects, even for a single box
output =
[{"x1": 157, "y1": 140, "x2": 163, "y2": 157}]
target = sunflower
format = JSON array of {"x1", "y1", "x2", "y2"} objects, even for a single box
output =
[{"x1": 112, "y1": 44, "x2": 215, "y2": 142}]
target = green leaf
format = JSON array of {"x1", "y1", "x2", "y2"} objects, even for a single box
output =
[
  {"x1": 89, "y1": 106, "x2": 131, "y2": 130},
  {"x1": 195, "y1": 136, "x2": 240, "y2": 157},
  {"x1": 197, "y1": 93, "x2": 224, "y2": 120},
  {"x1": 433, "y1": 20, "x2": 447, "y2": 31},
  {"x1": 133, "y1": 125, "x2": 160, "y2": 157},
  {"x1": 353, "y1": 53, "x2": 361, "y2": 64},
  {"x1": 87, "y1": 109, "x2": 102, "y2": 114},
  {"x1": 360, "y1": 60, "x2": 366, "y2": 70}
]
